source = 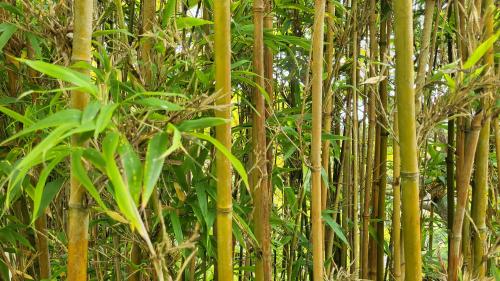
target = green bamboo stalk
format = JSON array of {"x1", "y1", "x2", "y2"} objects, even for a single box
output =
[
  {"x1": 214, "y1": 1, "x2": 233, "y2": 280},
  {"x1": 471, "y1": 118, "x2": 490, "y2": 278},
  {"x1": 392, "y1": 111, "x2": 401, "y2": 281},
  {"x1": 311, "y1": 0, "x2": 326, "y2": 279},
  {"x1": 415, "y1": 0, "x2": 436, "y2": 114},
  {"x1": 393, "y1": 0, "x2": 423, "y2": 279}
]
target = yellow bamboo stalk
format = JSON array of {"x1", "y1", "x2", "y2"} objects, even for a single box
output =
[
  {"x1": 392, "y1": 111, "x2": 401, "y2": 281},
  {"x1": 311, "y1": 0, "x2": 326, "y2": 280},
  {"x1": 214, "y1": 1, "x2": 233, "y2": 280},
  {"x1": 68, "y1": 0, "x2": 93, "y2": 280},
  {"x1": 471, "y1": 118, "x2": 490, "y2": 278},
  {"x1": 393, "y1": 0, "x2": 423, "y2": 279}
]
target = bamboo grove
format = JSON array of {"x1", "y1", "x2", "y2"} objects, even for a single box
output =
[{"x1": 0, "y1": 0, "x2": 498, "y2": 280}]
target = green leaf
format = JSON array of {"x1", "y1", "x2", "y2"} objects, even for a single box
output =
[
  {"x1": 142, "y1": 132, "x2": 168, "y2": 208},
  {"x1": 118, "y1": 141, "x2": 143, "y2": 204},
  {"x1": 169, "y1": 211, "x2": 184, "y2": 243},
  {"x1": 462, "y1": 31, "x2": 500, "y2": 69},
  {"x1": 0, "y1": 3, "x2": 23, "y2": 17},
  {"x1": 82, "y1": 101, "x2": 101, "y2": 123},
  {"x1": 190, "y1": 133, "x2": 249, "y2": 188},
  {"x1": 2, "y1": 109, "x2": 81, "y2": 145},
  {"x1": 19, "y1": 59, "x2": 98, "y2": 95},
  {"x1": 177, "y1": 117, "x2": 229, "y2": 132},
  {"x1": 0, "y1": 105, "x2": 34, "y2": 128},
  {"x1": 161, "y1": 124, "x2": 182, "y2": 158},
  {"x1": 176, "y1": 17, "x2": 213, "y2": 29},
  {"x1": 0, "y1": 23, "x2": 17, "y2": 52},
  {"x1": 71, "y1": 150, "x2": 108, "y2": 210},
  {"x1": 32, "y1": 155, "x2": 66, "y2": 221},
  {"x1": 162, "y1": 0, "x2": 177, "y2": 27},
  {"x1": 134, "y1": 97, "x2": 184, "y2": 111},
  {"x1": 94, "y1": 103, "x2": 118, "y2": 138},
  {"x1": 103, "y1": 134, "x2": 149, "y2": 239},
  {"x1": 32, "y1": 179, "x2": 64, "y2": 222},
  {"x1": 323, "y1": 213, "x2": 349, "y2": 246}
]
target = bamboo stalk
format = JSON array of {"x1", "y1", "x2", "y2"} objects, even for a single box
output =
[
  {"x1": 376, "y1": 2, "x2": 390, "y2": 279},
  {"x1": 214, "y1": 1, "x2": 233, "y2": 280},
  {"x1": 415, "y1": 0, "x2": 436, "y2": 114},
  {"x1": 448, "y1": 114, "x2": 483, "y2": 281},
  {"x1": 362, "y1": 0, "x2": 377, "y2": 276},
  {"x1": 350, "y1": 0, "x2": 360, "y2": 275},
  {"x1": 393, "y1": 0, "x2": 423, "y2": 279},
  {"x1": 392, "y1": 111, "x2": 401, "y2": 281},
  {"x1": 253, "y1": 0, "x2": 271, "y2": 279},
  {"x1": 68, "y1": 0, "x2": 93, "y2": 279},
  {"x1": 471, "y1": 118, "x2": 490, "y2": 278},
  {"x1": 311, "y1": 0, "x2": 326, "y2": 279}
]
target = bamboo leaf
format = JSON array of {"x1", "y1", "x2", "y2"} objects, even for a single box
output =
[
  {"x1": 32, "y1": 179, "x2": 64, "y2": 222},
  {"x1": 462, "y1": 31, "x2": 499, "y2": 69},
  {"x1": 134, "y1": 97, "x2": 184, "y2": 111},
  {"x1": 176, "y1": 17, "x2": 213, "y2": 29},
  {"x1": 94, "y1": 103, "x2": 118, "y2": 138},
  {"x1": 177, "y1": 117, "x2": 229, "y2": 132},
  {"x1": 118, "y1": 141, "x2": 143, "y2": 204},
  {"x1": 0, "y1": 105, "x2": 33, "y2": 129},
  {"x1": 323, "y1": 213, "x2": 349, "y2": 246},
  {"x1": 190, "y1": 133, "x2": 249, "y2": 188},
  {"x1": 71, "y1": 150, "x2": 108, "y2": 210},
  {"x1": 32, "y1": 155, "x2": 66, "y2": 222},
  {"x1": 18, "y1": 59, "x2": 98, "y2": 95},
  {"x1": 0, "y1": 23, "x2": 17, "y2": 52},
  {"x1": 141, "y1": 132, "x2": 168, "y2": 209}
]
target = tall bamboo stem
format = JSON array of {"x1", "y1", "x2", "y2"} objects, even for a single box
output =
[
  {"x1": 350, "y1": 0, "x2": 360, "y2": 275},
  {"x1": 362, "y1": 0, "x2": 377, "y2": 276},
  {"x1": 214, "y1": 1, "x2": 233, "y2": 280},
  {"x1": 393, "y1": 0, "x2": 423, "y2": 278},
  {"x1": 392, "y1": 111, "x2": 401, "y2": 281},
  {"x1": 253, "y1": 0, "x2": 271, "y2": 279},
  {"x1": 67, "y1": 0, "x2": 93, "y2": 279},
  {"x1": 311, "y1": 0, "x2": 326, "y2": 279}
]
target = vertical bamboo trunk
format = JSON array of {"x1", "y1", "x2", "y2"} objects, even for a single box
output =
[
  {"x1": 140, "y1": 0, "x2": 155, "y2": 86},
  {"x1": 415, "y1": 0, "x2": 435, "y2": 114},
  {"x1": 471, "y1": 118, "x2": 490, "y2": 278},
  {"x1": 392, "y1": 111, "x2": 401, "y2": 281},
  {"x1": 495, "y1": 120, "x2": 500, "y2": 195},
  {"x1": 350, "y1": 0, "x2": 360, "y2": 275},
  {"x1": 362, "y1": 0, "x2": 377, "y2": 276},
  {"x1": 393, "y1": 0, "x2": 423, "y2": 279},
  {"x1": 471, "y1": 0, "x2": 494, "y2": 276},
  {"x1": 341, "y1": 98, "x2": 352, "y2": 270},
  {"x1": 68, "y1": 0, "x2": 93, "y2": 279},
  {"x1": 253, "y1": 0, "x2": 271, "y2": 279},
  {"x1": 35, "y1": 215, "x2": 50, "y2": 279},
  {"x1": 446, "y1": 118, "x2": 455, "y2": 250},
  {"x1": 214, "y1": 1, "x2": 233, "y2": 280},
  {"x1": 322, "y1": 1, "x2": 335, "y2": 259},
  {"x1": 448, "y1": 114, "x2": 482, "y2": 281},
  {"x1": 263, "y1": 0, "x2": 274, "y2": 276},
  {"x1": 311, "y1": 0, "x2": 326, "y2": 279},
  {"x1": 376, "y1": 2, "x2": 390, "y2": 279}
]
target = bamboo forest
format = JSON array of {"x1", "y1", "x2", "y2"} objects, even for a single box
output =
[{"x1": 0, "y1": 0, "x2": 499, "y2": 280}]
